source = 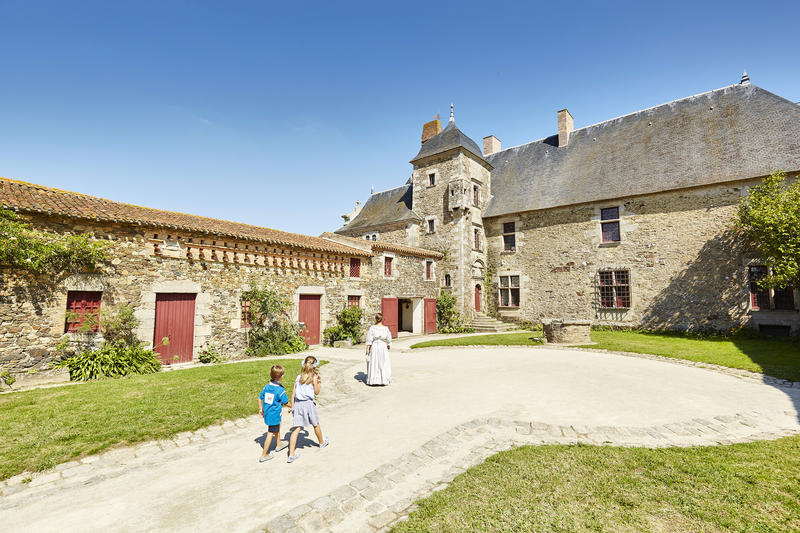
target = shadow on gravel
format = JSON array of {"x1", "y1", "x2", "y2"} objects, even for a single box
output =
[
  {"x1": 254, "y1": 429, "x2": 317, "y2": 452},
  {"x1": 354, "y1": 371, "x2": 367, "y2": 384}
]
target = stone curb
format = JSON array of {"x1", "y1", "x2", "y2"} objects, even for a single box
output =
[{"x1": 254, "y1": 410, "x2": 800, "y2": 533}]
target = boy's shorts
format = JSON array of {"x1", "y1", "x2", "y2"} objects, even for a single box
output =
[{"x1": 267, "y1": 424, "x2": 280, "y2": 434}]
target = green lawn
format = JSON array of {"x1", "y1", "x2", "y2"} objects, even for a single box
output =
[
  {"x1": 412, "y1": 329, "x2": 800, "y2": 382},
  {"x1": 0, "y1": 359, "x2": 303, "y2": 481},
  {"x1": 393, "y1": 436, "x2": 800, "y2": 533},
  {"x1": 586, "y1": 330, "x2": 800, "y2": 382},
  {"x1": 411, "y1": 332, "x2": 543, "y2": 349}
]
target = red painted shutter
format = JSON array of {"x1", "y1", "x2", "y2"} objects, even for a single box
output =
[
  {"x1": 349, "y1": 258, "x2": 360, "y2": 278},
  {"x1": 381, "y1": 298, "x2": 398, "y2": 338},
  {"x1": 424, "y1": 298, "x2": 437, "y2": 334},
  {"x1": 298, "y1": 295, "x2": 321, "y2": 345},
  {"x1": 65, "y1": 291, "x2": 102, "y2": 333},
  {"x1": 154, "y1": 293, "x2": 196, "y2": 364}
]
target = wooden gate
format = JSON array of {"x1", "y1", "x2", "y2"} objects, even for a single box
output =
[
  {"x1": 298, "y1": 294, "x2": 321, "y2": 345},
  {"x1": 381, "y1": 297, "x2": 398, "y2": 338},
  {"x1": 475, "y1": 284, "x2": 482, "y2": 312},
  {"x1": 154, "y1": 293, "x2": 196, "y2": 364},
  {"x1": 424, "y1": 298, "x2": 437, "y2": 334}
]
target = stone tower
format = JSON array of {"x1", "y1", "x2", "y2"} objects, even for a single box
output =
[{"x1": 409, "y1": 105, "x2": 493, "y2": 316}]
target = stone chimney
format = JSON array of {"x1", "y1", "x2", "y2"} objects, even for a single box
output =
[
  {"x1": 558, "y1": 109, "x2": 574, "y2": 148},
  {"x1": 421, "y1": 117, "x2": 442, "y2": 143},
  {"x1": 483, "y1": 135, "x2": 501, "y2": 156}
]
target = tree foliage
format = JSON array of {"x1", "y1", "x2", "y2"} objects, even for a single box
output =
[
  {"x1": 242, "y1": 282, "x2": 307, "y2": 355},
  {"x1": 737, "y1": 171, "x2": 800, "y2": 289},
  {"x1": 0, "y1": 209, "x2": 110, "y2": 274}
]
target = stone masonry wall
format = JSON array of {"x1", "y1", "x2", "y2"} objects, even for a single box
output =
[
  {"x1": 484, "y1": 179, "x2": 800, "y2": 334},
  {"x1": 0, "y1": 214, "x2": 439, "y2": 375}
]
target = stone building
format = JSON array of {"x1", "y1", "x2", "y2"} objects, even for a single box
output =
[
  {"x1": 336, "y1": 75, "x2": 800, "y2": 335},
  {"x1": 0, "y1": 178, "x2": 441, "y2": 379}
]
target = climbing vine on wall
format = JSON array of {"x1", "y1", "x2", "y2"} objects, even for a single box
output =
[{"x1": 0, "y1": 209, "x2": 110, "y2": 274}]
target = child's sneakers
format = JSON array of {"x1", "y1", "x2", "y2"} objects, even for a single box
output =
[
  {"x1": 320, "y1": 437, "x2": 330, "y2": 449},
  {"x1": 287, "y1": 454, "x2": 299, "y2": 463}
]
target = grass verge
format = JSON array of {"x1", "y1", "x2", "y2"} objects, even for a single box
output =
[
  {"x1": 0, "y1": 359, "x2": 303, "y2": 481},
  {"x1": 411, "y1": 332, "x2": 543, "y2": 349},
  {"x1": 584, "y1": 330, "x2": 800, "y2": 382},
  {"x1": 392, "y1": 436, "x2": 800, "y2": 533}
]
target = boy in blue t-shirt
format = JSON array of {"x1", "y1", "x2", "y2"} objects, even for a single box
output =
[{"x1": 258, "y1": 365, "x2": 290, "y2": 462}]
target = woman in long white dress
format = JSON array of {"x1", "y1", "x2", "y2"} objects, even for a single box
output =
[{"x1": 365, "y1": 313, "x2": 392, "y2": 386}]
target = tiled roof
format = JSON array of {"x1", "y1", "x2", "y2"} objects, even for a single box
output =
[
  {"x1": 0, "y1": 177, "x2": 371, "y2": 256},
  {"x1": 320, "y1": 232, "x2": 443, "y2": 259},
  {"x1": 334, "y1": 184, "x2": 420, "y2": 234},
  {"x1": 485, "y1": 83, "x2": 800, "y2": 217}
]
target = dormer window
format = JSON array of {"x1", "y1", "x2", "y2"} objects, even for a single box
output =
[{"x1": 428, "y1": 173, "x2": 436, "y2": 186}]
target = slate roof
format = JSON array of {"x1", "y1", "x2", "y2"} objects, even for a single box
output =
[
  {"x1": 410, "y1": 120, "x2": 488, "y2": 165},
  {"x1": 0, "y1": 177, "x2": 371, "y2": 256},
  {"x1": 334, "y1": 184, "x2": 420, "y2": 234},
  {"x1": 484, "y1": 83, "x2": 800, "y2": 218},
  {"x1": 320, "y1": 232, "x2": 443, "y2": 259}
]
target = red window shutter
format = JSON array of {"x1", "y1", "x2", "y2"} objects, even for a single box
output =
[
  {"x1": 349, "y1": 257, "x2": 361, "y2": 278},
  {"x1": 65, "y1": 291, "x2": 102, "y2": 333},
  {"x1": 241, "y1": 299, "x2": 252, "y2": 328}
]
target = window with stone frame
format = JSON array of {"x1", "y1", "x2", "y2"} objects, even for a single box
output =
[
  {"x1": 498, "y1": 275, "x2": 520, "y2": 307},
  {"x1": 347, "y1": 295, "x2": 361, "y2": 308},
  {"x1": 65, "y1": 291, "x2": 102, "y2": 333},
  {"x1": 473, "y1": 228, "x2": 480, "y2": 250},
  {"x1": 426, "y1": 218, "x2": 435, "y2": 234},
  {"x1": 600, "y1": 207, "x2": 621, "y2": 243},
  {"x1": 444, "y1": 273, "x2": 452, "y2": 287},
  {"x1": 473, "y1": 185, "x2": 479, "y2": 207},
  {"x1": 384, "y1": 256, "x2": 393, "y2": 277},
  {"x1": 597, "y1": 270, "x2": 630, "y2": 309},
  {"x1": 241, "y1": 298, "x2": 252, "y2": 329},
  {"x1": 349, "y1": 257, "x2": 361, "y2": 278},
  {"x1": 425, "y1": 260, "x2": 433, "y2": 280},
  {"x1": 428, "y1": 173, "x2": 436, "y2": 186},
  {"x1": 502, "y1": 222, "x2": 516, "y2": 252},
  {"x1": 749, "y1": 266, "x2": 795, "y2": 310}
]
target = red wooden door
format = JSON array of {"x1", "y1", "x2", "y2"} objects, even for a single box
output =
[
  {"x1": 424, "y1": 298, "x2": 437, "y2": 334},
  {"x1": 475, "y1": 285, "x2": 482, "y2": 312},
  {"x1": 381, "y1": 298, "x2": 398, "y2": 338},
  {"x1": 298, "y1": 295, "x2": 321, "y2": 345},
  {"x1": 154, "y1": 293, "x2": 196, "y2": 364}
]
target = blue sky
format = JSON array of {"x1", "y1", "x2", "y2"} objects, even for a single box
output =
[{"x1": 1, "y1": 0, "x2": 798, "y2": 236}]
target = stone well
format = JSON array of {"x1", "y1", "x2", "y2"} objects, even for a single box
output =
[{"x1": 542, "y1": 319, "x2": 592, "y2": 344}]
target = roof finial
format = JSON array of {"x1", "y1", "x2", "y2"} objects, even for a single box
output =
[
  {"x1": 370, "y1": 185, "x2": 374, "y2": 194},
  {"x1": 449, "y1": 103, "x2": 454, "y2": 124},
  {"x1": 740, "y1": 70, "x2": 750, "y2": 85}
]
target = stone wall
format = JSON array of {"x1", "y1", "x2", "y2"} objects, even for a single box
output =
[
  {"x1": 484, "y1": 179, "x2": 800, "y2": 334},
  {"x1": 0, "y1": 214, "x2": 439, "y2": 375}
]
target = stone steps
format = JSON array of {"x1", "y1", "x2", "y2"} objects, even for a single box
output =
[{"x1": 470, "y1": 313, "x2": 515, "y2": 332}]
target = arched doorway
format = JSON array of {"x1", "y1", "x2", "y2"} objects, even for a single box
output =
[{"x1": 474, "y1": 284, "x2": 482, "y2": 312}]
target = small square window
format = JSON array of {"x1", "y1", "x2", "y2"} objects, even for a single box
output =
[
  {"x1": 65, "y1": 291, "x2": 102, "y2": 333},
  {"x1": 347, "y1": 295, "x2": 361, "y2": 308},
  {"x1": 427, "y1": 219, "x2": 435, "y2": 233},
  {"x1": 502, "y1": 222, "x2": 516, "y2": 251},
  {"x1": 428, "y1": 173, "x2": 436, "y2": 186},
  {"x1": 597, "y1": 270, "x2": 630, "y2": 309}
]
